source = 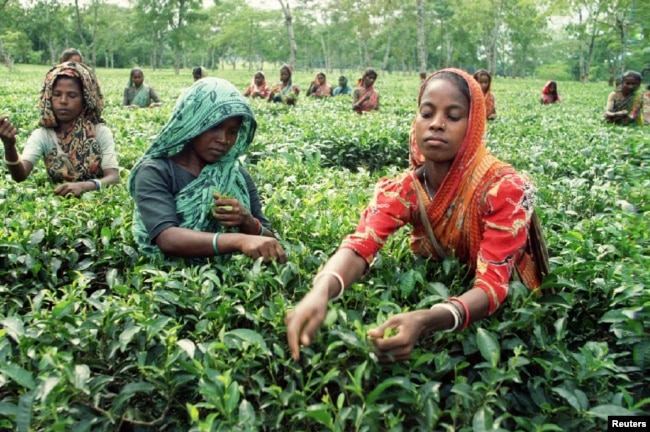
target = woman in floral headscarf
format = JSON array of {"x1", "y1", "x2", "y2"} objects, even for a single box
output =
[
  {"x1": 268, "y1": 64, "x2": 300, "y2": 105},
  {"x1": 286, "y1": 68, "x2": 549, "y2": 363},
  {"x1": 129, "y1": 77, "x2": 286, "y2": 263},
  {"x1": 0, "y1": 61, "x2": 119, "y2": 197}
]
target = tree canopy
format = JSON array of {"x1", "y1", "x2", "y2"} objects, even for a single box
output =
[{"x1": 0, "y1": 0, "x2": 648, "y2": 80}]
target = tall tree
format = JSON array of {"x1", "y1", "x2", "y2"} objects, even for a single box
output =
[
  {"x1": 416, "y1": 0, "x2": 426, "y2": 73},
  {"x1": 277, "y1": 0, "x2": 297, "y2": 65}
]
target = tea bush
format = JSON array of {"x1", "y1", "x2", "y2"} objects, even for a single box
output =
[{"x1": 0, "y1": 66, "x2": 648, "y2": 431}]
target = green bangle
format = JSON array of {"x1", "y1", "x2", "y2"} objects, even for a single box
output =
[
  {"x1": 212, "y1": 232, "x2": 221, "y2": 255},
  {"x1": 260, "y1": 226, "x2": 266, "y2": 237}
]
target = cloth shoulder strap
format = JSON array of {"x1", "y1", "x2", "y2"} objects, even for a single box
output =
[{"x1": 410, "y1": 171, "x2": 447, "y2": 258}]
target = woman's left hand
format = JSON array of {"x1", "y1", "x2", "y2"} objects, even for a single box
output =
[
  {"x1": 53, "y1": 181, "x2": 92, "y2": 198},
  {"x1": 366, "y1": 310, "x2": 428, "y2": 363},
  {"x1": 213, "y1": 195, "x2": 255, "y2": 230}
]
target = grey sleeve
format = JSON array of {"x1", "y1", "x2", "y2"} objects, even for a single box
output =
[
  {"x1": 149, "y1": 87, "x2": 161, "y2": 103},
  {"x1": 240, "y1": 166, "x2": 273, "y2": 232},
  {"x1": 133, "y1": 160, "x2": 180, "y2": 243}
]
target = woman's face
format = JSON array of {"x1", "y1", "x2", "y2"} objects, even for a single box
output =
[
  {"x1": 254, "y1": 75, "x2": 264, "y2": 86},
  {"x1": 131, "y1": 70, "x2": 145, "y2": 87},
  {"x1": 51, "y1": 77, "x2": 84, "y2": 127},
  {"x1": 621, "y1": 77, "x2": 640, "y2": 96},
  {"x1": 414, "y1": 78, "x2": 469, "y2": 165},
  {"x1": 317, "y1": 74, "x2": 326, "y2": 85},
  {"x1": 477, "y1": 75, "x2": 490, "y2": 94},
  {"x1": 280, "y1": 68, "x2": 290, "y2": 83},
  {"x1": 191, "y1": 117, "x2": 243, "y2": 164},
  {"x1": 363, "y1": 74, "x2": 376, "y2": 88}
]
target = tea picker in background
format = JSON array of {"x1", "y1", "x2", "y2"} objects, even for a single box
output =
[
  {"x1": 192, "y1": 66, "x2": 208, "y2": 82},
  {"x1": 472, "y1": 69, "x2": 496, "y2": 120},
  {"x1": 540, "y1": 80, "x2": 562, "y2": 105},
  {"x1": 286, "y1": 68, "x2": 548, "y2": 363},
  {"x1": 123, "y1": 67, "x2": 162, "y2": 109},
  {"x1": 332, "y1": 76, "x2": 352, "y2": 96},
  {"x1": 268, "y1": 64, "x2": 300, "y2": 105},
  {"x1": 243, "y1": 71, "x2": 271, "y2": 99},
  {"x1": 352, "y1": 67, "x2": 379, "y2": 113},
  {"x1": 129, "y1": 77, "x2": 286, "y2": 263},
  {"x1": 0, "y1": 62, "x2": 119, "y2": 197},
  {"x1": 306, "y1": 72, "x2": 332, "y2": 98},
  {"x1": 604, "y1": 70, "x2": 644, "y2": 125},
  {"x1": 58, "y1": 48, "x2": 83, "y2": 64}
]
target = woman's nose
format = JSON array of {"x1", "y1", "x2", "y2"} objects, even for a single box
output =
[{"x1": 430, "y1": 113, "x2": 445, "y2": 129}]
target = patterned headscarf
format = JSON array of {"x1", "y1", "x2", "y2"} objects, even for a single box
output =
[
  {"x1": 128, "y1": 78, "x2": 257, "y2": 255},
  {"x1": 38, "y1": 61, "x2": 105, "y2": 182}
]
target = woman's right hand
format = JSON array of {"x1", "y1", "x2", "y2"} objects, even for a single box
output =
[
  {"x1": 239, "y1": 235, "x2": 287, "y2": 263},
  {"x1": 285, "y1": 285, "x2": 330, "y2": 360},
  {"x1": 0, "y1": 116, "x2": 17, "y2": 146}
]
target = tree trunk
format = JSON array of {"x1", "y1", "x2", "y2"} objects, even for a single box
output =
[
  {"x1": 320, "y1": 33, "x2": 330, "y2": 72},
  {"x1": 278, "y1": 0, "x2": 297, "y2": 66},
  {"x1": 487, "y1": 0, "x2": 505, "y2": 76},
  {"x1": 91, "y1": 0, "x2": 99, "y2": 66},
  {"x1": 416, "y1": 0, "x2": 426, "y2": 73},
  {"x1": 73, "y1": 0, "x2": 88, "y2": 54},
  {"x1": 584, "y1": 25, "x2": 597, "y2": 81},
  {"x1": 382, "y1": 25, "x2": 393, "y2": 71},
  {"x1": 616, "y1": 14, "x2": 626, "y2": 74}
]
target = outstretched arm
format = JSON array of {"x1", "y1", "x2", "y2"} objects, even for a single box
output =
[
  {"x1": 1, "y1": 115, "x2": 34, "y2": 182},
  {"x1": 285, "y1": 248, "x2": 367, "y2": 360}
]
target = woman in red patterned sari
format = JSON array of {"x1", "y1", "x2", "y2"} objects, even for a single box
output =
[
  {"x1": 286, "y1": 68, "x2": 547, "y2": 363},
  {"x1": 352, "y1": 67, "x2": 379, "y2": 113}
]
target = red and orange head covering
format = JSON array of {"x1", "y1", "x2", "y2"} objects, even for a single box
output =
[{"x1": 409, "y1": 68, "x2": 486, "y2": 176}]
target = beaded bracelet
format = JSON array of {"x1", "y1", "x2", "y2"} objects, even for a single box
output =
[
  {"x1": 431, "y1": 303, "x2": 461, "y2": 332},
  {"x1": 4, "y1": 156, "x2": 21, "y2": 166},
  {"x1": 313, "y1": 270, "x2": 345, "y2": 301},
  {"x1": 212, "y1": 232, "x2": 221, "y2": 255},
  {"x1": 449, "y1": 297, "x2": 471, "y2": 330}
]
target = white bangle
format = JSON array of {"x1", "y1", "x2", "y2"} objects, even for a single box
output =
[
  {"x1": 4, "y1": 156, "x2": 21, "y2": 166},
  {"x1": 90, "y1": 179, "x2": 101, "y2": 191},
  {"x1": 314, "y1": 270, "x2": 345, "y2": 301},
  {"x1": 431, "y1": 303, "x2": 461, "y2": 332}
]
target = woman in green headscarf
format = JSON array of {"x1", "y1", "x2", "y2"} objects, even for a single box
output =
[{"x1": 128, "y1": 78, "x2": 287, "y2": 262}]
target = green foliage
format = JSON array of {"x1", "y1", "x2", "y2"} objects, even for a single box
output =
[{"x1": 0, "y1": 66, "x2": 648, "y2": 430}]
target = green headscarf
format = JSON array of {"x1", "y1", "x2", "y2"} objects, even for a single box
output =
[{"x1": 128, "y1": 77, "x2": 257, "y2": 256}]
